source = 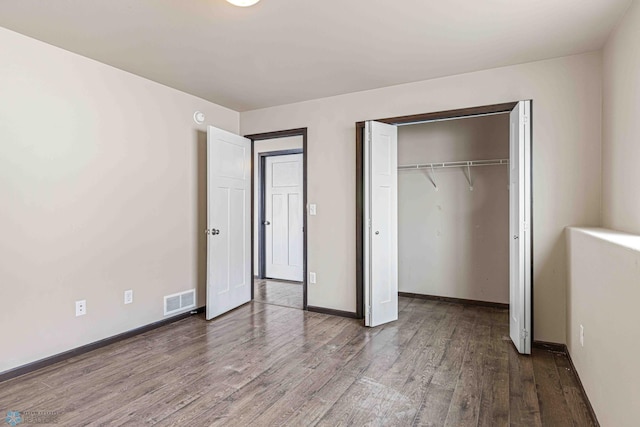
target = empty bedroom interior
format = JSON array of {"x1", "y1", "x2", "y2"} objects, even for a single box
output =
[{"x1": 0, "y1": 0, "x2": 639, "y2": 425}]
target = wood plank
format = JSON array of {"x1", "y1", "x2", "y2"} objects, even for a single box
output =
[
  {"x1": 509, "y1": 346, "x2": 543, "y2": 427},
  {"x1": 374, "y1": 300, "x2": 452, "y2": 425},
  {"x1": 254, "y1": 279, "x2": 304, "y2": 309},
  {"x1": 531, "y1": 348, "x2": 575, "y2": 426},
  {"x1": 477, "y1": 310, "x2": 510, "y2": 427},
  {"x1": 443, "y1": 321, "x2": 490, "y2": 426},
  {"x1": 412, "y1": 305, "x2": 476, "y2": 426},
  {"x1": 0, "y1": 298, "x2": 597, "y2": 426},
  {"x1": 553, "y1": 353, "x2": 597, "y2": 427},
  {"x1": 315, "y1": 299, "x2": 430, "y2": 426}
]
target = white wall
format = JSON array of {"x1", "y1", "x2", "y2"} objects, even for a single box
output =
[
  {"x1": 566, "y1": 228, "x2": 640, "y2": 427},
  {"x1": 252, "y1": 136, "x2": 304, "y2": 273},
  {"x1": 241, "y1": 52, "x2": 603, "y2": 343},
  {"x1": 563, "y1": 4, "x2": 640, "y2": 425},
  {"x1": 0, "y1": 27, "x2": 239, "y2": 373},
  {"x1": 398, "y1": 114, "x2": 509, "y2": 303},
  {"x1": 602, "y1": 0, "x2": 640, "y2": 233}
]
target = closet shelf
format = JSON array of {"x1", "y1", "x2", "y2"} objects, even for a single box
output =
[
  {"x1": 398, "y1": 158, "x2": 509, "y2": 192},
  {"x1": 398, "y1": 158, "x2": 509, "y2": 171}
]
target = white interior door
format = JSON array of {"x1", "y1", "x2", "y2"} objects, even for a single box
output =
[
  {"x1": 206, "y1": 126, "x2": 251, "y2": 320},
  {"x1": 364, "y1": 121, "x2": 398, "y2": 327},
  {"x1": 265, "y1": 153, "x2": 304, "y2": 282},
  {"x1": 509, "y1": 100, "x2": 532, "y2": 354}
]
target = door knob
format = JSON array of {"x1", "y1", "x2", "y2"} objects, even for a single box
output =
[
  {"x1": 375, "y1": 231, "x2": 380, "y2": 235},
  {"x1": 263, "y1": 221, "x2": 271, "y2": 226},
  {"x1": 514, "y1": 235, "x2": 519, "y2": 240}
]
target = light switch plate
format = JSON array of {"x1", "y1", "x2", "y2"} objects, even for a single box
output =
[
  {"x1": 309, "y1": 204, "x2": 317, "y2": 216},
  {"x1": 124, "y1": 290, "x2": 133, "y2": 305},
  {"x1": 309, "y1": 272, "x2": 317, "y2": 284}
]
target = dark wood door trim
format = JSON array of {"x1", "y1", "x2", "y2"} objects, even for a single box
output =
[
  {"x1": 307, "y1": 305, "x2": 359, "y2": 319},
  {"x1": 246, "y1": 128, "x2": 308, "y2": 310},
  {"x1": 355, "y1": 125, "x2": 364, "y2": 319},
  {"x1": 356, "y1": 102, "x2": 518, "y2": 128},
  {"x1": 246, "y1": 128, "x2": 308, "y2": 141},
  {"x1": 398, "y1": 292, "x2": 509, "y2": 310}
]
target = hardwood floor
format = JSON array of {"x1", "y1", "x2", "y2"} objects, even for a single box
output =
[
  {"x1": 0, "y1": 297, "x2": 596, "y2": 426},
  {"x1": 254, "y1": 278, "x2": 303, "y2": 309}
]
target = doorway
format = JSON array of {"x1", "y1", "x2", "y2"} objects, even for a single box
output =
[
  {"x1": 355, "y1": 101, "x2": 533, "y2": 354},
  {"x1": 246, "y1": 129, "x2": 308, "y2": 310}
]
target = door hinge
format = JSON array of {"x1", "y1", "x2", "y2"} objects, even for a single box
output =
[
  {"x1": 367, "y1": 218, "x2": 372, "y2": 229},
  {"x1": 523, "y1": 221, "x2": 529, "y2": 231},
  {"x1": 520, "y1": 329, "x2": 529, "y2": 340},
  {"x1": 523, "y1": 115, "x2": 529, "y2": 124}
]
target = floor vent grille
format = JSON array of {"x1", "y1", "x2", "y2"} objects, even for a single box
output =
[{"x1": 164, "y1": 289, "x2": 196, "y2": 316}]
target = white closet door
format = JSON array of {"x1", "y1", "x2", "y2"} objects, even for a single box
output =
[
  {"x1": 509, "y1": 100, "x2": 532, "y2": 354},
  {"x1": 364, "y1": 121, "x2": 398, "y2": 327},
  {"x1": 206, "y1": 126, "x2": 252, "y2": 320},
  {"x1": 265, "y1": 153, "x2": 304, "y2": 282}
]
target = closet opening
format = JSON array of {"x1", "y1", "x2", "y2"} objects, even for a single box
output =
[{"x1": 355, "y1": 101, "x2": 533, "y2": 354}]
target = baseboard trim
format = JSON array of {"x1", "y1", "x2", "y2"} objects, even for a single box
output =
[
  {"x1": 399, "y1": 292, "x2": 509, "y2": 310},
  {"x1": 0, "y1": 306, "x2": 205, "y2": 384},
  {"x1": 307, "y1": 305, "x2": 359, "y2": 319},
  {"x1": 564, "y1": 348, "x2": 601, "y2": 426},
  {"x1": 261, "y1": 277, "x2": 304, "y2": 285},
  {"x1": 531, "y1": 341, "x2": 600, "y2": 426},
  {"x1": 532, "y1": 340, "x2": 567, "y2": 354}
]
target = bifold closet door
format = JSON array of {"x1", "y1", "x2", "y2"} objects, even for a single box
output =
[
  {"x1": 206, "y1": 125, "x2": 252, "y2": 321},
  {"x1": 509, "y1": 100, "x2": 532, "y2": 354},
  {"x1": 364, "y1": 121, "x2": 398, "y2": 327}
]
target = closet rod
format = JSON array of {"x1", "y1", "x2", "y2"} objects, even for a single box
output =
[{"x1": 398, "y1": 158, "x2": 509, "y2": 171}]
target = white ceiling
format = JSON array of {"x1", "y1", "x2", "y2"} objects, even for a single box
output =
[{"x1": 0, "y1": 0, "x2": 631, "y2": 111}]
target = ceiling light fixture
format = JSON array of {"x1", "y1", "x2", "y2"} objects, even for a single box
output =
[{"x1": 226, "y1": 0, "x2": 260, "y2": 6}]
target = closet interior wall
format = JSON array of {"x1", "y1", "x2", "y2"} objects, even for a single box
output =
[{"x1": 398, "y1": 114, "x2": 510, "y2": 304}]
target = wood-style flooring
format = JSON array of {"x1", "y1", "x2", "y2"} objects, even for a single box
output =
[
  {"x1": 0, "y1": 297, "x2": 596, "y2": 426},
  {"x1": 254, "y1": 278, "x2": 303, "y2": 309}
]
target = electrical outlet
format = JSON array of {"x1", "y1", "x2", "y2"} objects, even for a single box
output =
[
  {"x1": 309, "y1": 272, "x2": 317, "y2": 284},
  {"x1": 309, "y1": 204, "x2": 317, "y2": 216},
  {"x1": 580, "y1": 324, "x2": 584, "y2": 347},
  {"x1": 75, "y1": 300, "x2": 86, "y2": 317},
  {"x1": 124, "y1": 290, "x2": 133, "y2": 305}
]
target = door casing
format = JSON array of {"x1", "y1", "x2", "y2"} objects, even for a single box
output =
[
  {"x1": 245, "y1": 128, "x2": 309, "y2": 310},
  {"x1": 258, "y1": 149, "x2": 304, "y2": 281}
]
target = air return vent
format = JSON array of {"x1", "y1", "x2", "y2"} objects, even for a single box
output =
[{"x1": 164, "y1": 289, "x2": 196, "y2": 316}]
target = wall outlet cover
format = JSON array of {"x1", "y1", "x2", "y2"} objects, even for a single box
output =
[
  {"x1": 75, "y1": 300, "x2": 86, "y2": 317},
  {"x1": 124, "y1": 290, "x2": 133, "y2": 304}
]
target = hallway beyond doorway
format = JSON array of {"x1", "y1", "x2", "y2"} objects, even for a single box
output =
[{"x1": 254, "y1": 278, "x2": 303, "y2": 310}]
